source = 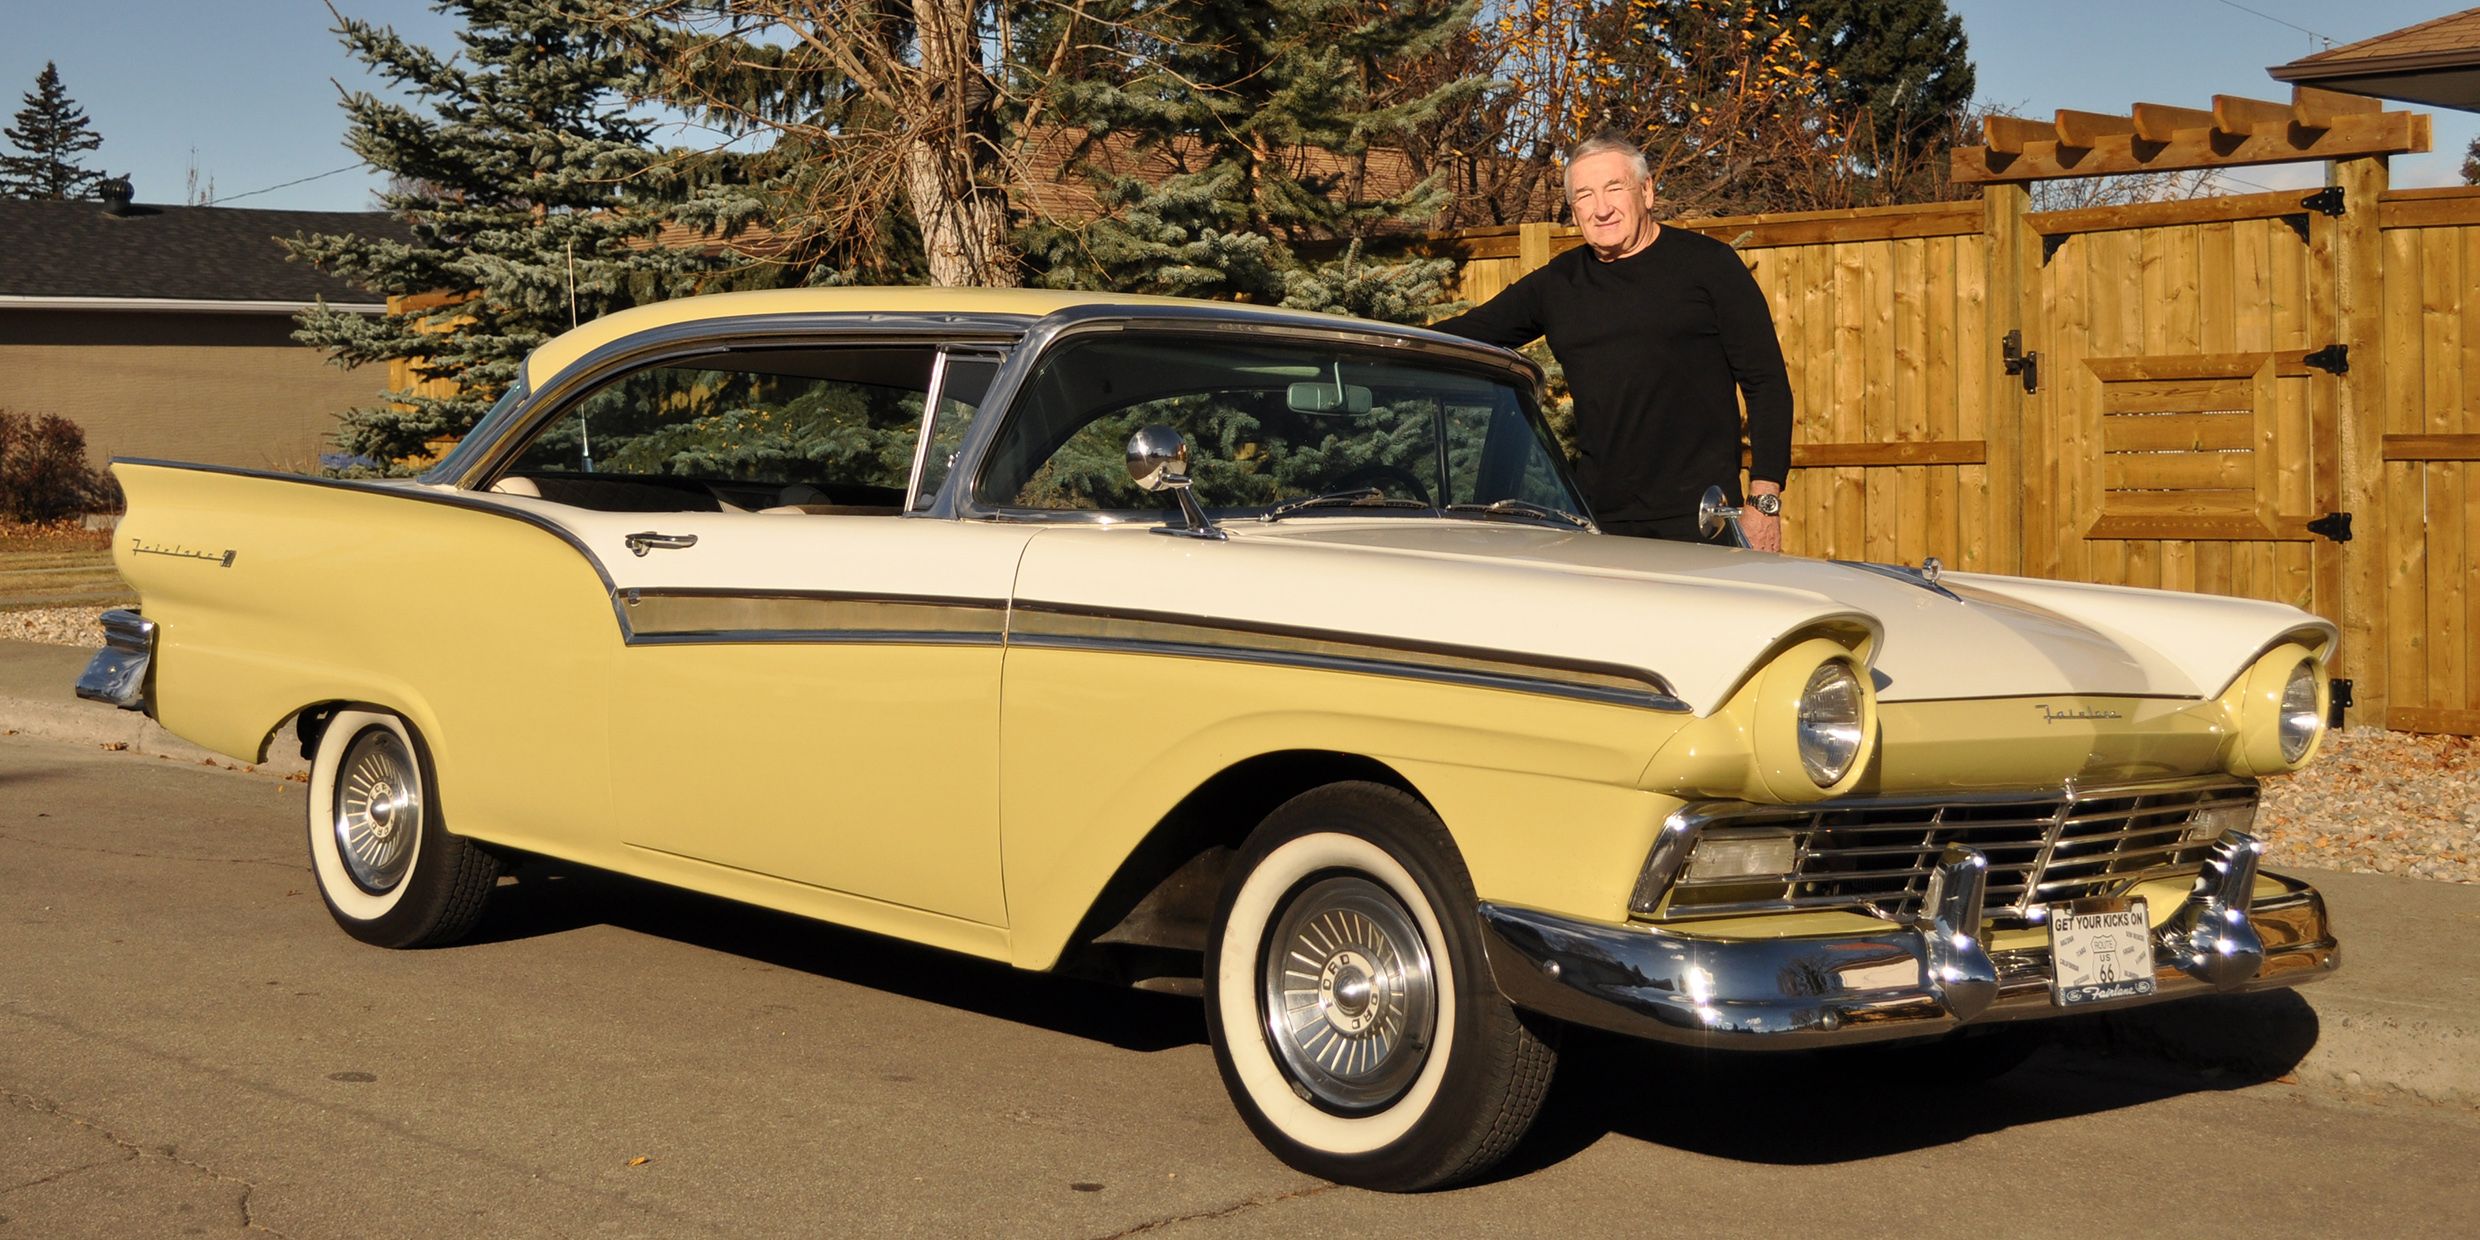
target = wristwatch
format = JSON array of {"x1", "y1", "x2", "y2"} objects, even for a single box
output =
[{"x1": 1748, "y1": 491, "x2": 1782, "y2": 517}]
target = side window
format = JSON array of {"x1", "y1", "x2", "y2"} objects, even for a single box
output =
[
  {"x1": 495, "y1": 347, "x2": 936, "y2": 514},
  {"x1": 910, "y1": 354, "x2": 999, "y2": 512}
]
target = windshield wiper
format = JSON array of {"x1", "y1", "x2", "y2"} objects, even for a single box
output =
[
  {"x1": 1442, "y1": 499, "x2": 1594, "y2": 530},
  {"x1": 1260, "y1": 488, "x2": 1433, "y2": 522}
]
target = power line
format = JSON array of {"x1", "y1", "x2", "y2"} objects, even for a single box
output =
[
  {"x1": 205, "y1": 162, "x2": 366, "y2": 207},
  {"x1": 2205, "y1": 0, "x2": 2337, "y2": 49}
]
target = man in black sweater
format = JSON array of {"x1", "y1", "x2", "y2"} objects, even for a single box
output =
[{"x1": 1432, "y1": 134, "x2": 1792, "y2": 550}]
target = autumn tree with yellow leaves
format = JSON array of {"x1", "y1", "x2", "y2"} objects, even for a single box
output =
[{"x1": 1408, "y1": 0, "x2": 1976, "y2": 225}]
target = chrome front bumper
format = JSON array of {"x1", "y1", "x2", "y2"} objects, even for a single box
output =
[
  {"x1": 1479, "y1": 833, "x2": 2339, "y2": 1049},
  {"x1": 73, "y1": 609, "x2": 156, "y2": 713}
]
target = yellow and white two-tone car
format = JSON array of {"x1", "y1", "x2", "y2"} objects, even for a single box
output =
[{"x1": 79, "y1": 288, "x2": 2340, "y2": 1190}]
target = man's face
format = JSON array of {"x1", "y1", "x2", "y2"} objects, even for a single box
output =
[{"x1": 1566, "y1": 150, "x2": 1656, "y2": 256}]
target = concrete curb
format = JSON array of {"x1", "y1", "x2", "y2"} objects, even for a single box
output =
[
  {"x1": 1, "y1": 640, "x2": 305, "y2": 777},
  {"x1": 1, "y1": 639, "x2": 2472, "y2": 1110}
]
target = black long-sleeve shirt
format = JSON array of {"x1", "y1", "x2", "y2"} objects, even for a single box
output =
[{"x1": 1432, "y1": 226, "x2": 1792, "y2": 524}]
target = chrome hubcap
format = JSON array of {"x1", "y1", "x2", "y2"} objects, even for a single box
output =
[
  {"x1": 334, "y1": 728, "x2": 420, "y2": 894},
  {"x1": 1260, "y1": 875, "x2": 1436, "y2": 1112}
]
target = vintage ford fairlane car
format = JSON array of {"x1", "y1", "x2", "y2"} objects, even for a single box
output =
[{"x1": 79, "y1": 288, "x2": 2340, "y2": 1190}]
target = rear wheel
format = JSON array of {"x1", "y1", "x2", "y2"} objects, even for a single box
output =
[
  {"x1": 305, "y1": 709, "x2": 497, "y2": 948},
  {"x1": 1205, "y1": 782, "x2": 1555, "y2": 1191}
]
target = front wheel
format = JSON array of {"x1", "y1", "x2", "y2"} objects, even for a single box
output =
[
  {"x1": 305, "y1": 709, "x2": 498, "y2": 948},
  {"x1": 1205, "y1": 782, "x2": 1555, "y2": 1191}
]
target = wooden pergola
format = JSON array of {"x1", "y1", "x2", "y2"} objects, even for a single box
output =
[{"x1": 1951, "y1": 86, "x2": 2430, "y2": 183}]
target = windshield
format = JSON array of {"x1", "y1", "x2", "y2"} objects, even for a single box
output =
[{"x1": 976, "y1": 333, "x2": 1587, "y2": 522}]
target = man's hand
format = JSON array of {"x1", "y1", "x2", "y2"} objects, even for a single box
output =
[{"x1": 1744, "y1": 482, "x2": 1783, "y2": 553}]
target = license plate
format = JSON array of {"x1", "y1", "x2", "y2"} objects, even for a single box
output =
[{"x1": 2048, "y1": 898, "x2": 2156, "y2": 1007}]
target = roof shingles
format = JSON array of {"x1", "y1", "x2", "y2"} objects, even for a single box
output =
[{"x1": 0, "y1": 198, "x2": 402, "y2": 303}]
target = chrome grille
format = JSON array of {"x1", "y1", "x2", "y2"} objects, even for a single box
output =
[{"x1": 1658, "y1": 781, "x2": 2252, "y2": 922}]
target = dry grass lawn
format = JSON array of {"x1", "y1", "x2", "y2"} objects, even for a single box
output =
[{"x1": 0, "y1": 520, "x2": 130, "y2": 611}]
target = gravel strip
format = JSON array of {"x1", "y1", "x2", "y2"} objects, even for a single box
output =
[
  {"x1": 7, "y1": 604, "x2": 2474, "y2": 883},
  {"x1": 2, "y1": 605, "x2": 105, "y2": 648},
  {"x1": 2260, "y1": 728, "x2": 2480, "y2": 884}
]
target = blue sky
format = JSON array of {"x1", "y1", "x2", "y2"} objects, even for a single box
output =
[{"x1": 2, "y1": 0, "x2": 2474, "y2": 212}]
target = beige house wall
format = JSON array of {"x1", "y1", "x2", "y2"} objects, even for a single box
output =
[{"x1": 0, "y1": 309, "x2": 385, "y2": 471}]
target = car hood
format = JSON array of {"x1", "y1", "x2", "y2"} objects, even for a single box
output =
[{"x1": 1009, "y1": 520, "x2": 2335, "y2": 715}]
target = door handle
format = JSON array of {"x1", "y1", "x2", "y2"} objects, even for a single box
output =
[{"x1": 624, "y1": 531, "x2": 699, "y2": 556}]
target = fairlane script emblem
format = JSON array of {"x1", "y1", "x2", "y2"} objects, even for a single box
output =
[
  {"x1": 131, "y1": 539, "x2": 237, "y2": 568},
  {"x1": 2037, "y1": 704, "x2": 2122, "y2": 723}
]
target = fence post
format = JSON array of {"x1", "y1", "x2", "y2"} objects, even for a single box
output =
[
  {"x1": 1518, "y1": 221, "x2": 1555, "y2": 275},
  {"x1": 1981, "y1": 184, "x2": 2031, "y2": 576},
  {"x1": 2332, "y1": 153, "x2": 2390, "y2": 729}
]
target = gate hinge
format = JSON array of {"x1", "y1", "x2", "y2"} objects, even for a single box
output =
[
  {"x1": 2001, "y1": 329, "x2": 2040, "y2": 394},
  {"x1": 2302, "y1": 344, "x2": 2349, "y2": 375},
  {"x1": 2328, "y1": 678, "x2": 2354, "y2": 730},
  {"x1": 2306, "y1": 511, "x2": 2353, "y2": 542},
  {"x1": 2301, "y1": 187, "x2": 2345, "y2": 217}
]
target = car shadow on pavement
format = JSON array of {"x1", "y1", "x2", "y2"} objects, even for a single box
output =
[
  {"x1": 467, "y1": 859, "x2": 1208, "y2": 1054},
  {"x1": 1497, "y1": 993, "x2": 2321, "y2": 1173}
]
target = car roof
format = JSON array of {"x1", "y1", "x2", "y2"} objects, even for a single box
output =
[{"x1": 520, "y1": 286, "x2": 1381, "y2": 390}]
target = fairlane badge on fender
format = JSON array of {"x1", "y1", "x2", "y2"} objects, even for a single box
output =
[
  {"x1": 2038, "y1": 704, "x2": 2126, "y2": 722},
  {"x1": 77, "y1": 287, "x2": 2343, "y2": 1191},
  {"x1": 129, "y1": 540, "x2": 237, "y2": 567}
]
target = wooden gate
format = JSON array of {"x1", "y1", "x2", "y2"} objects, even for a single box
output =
[{"x1": 2018, "y1": 191, "x2": 2348, "y2": 627}]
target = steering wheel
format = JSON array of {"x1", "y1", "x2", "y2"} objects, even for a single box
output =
[{"x1": 1331, "y1": 463, "x2": 1433, "y2": 506}]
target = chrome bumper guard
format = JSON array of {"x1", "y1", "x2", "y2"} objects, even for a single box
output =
[
  {"x1": 73, "y1": 609, "x2": 156, "y2": 713},
  {"x1": 1479, "y1": 832, "x2": 2338, "y2": 1049}
]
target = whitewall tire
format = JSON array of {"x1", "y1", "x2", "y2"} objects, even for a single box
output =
[
  {"x1": 306, "y1": 709, "x2": 497, "y2": 948},
  {"x1": 1205, "y1": 782, "x2": 1556, "y2": 1190}
]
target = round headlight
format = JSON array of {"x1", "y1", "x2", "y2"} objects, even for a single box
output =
[
  {"x1": 2279, "y1": 660, "x2": 2321, "y2": 763},
  {"x1": 1796, "y1": 661, "x2": 1865, "y2": 787}
]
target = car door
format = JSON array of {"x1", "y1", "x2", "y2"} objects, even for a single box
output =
[{"x1": 487, "y1": 344, "x2": 1026, "y2": 928}]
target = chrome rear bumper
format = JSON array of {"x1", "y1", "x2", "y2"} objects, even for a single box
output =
[
  {"x1": 1479, "y1": 833, "x2": 2339, "y2": 1049},
  {"x1": 73, "y1": 609, "x2": 156, "y2": 713}
]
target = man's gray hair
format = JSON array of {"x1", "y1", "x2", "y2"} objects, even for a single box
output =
[{"x1": 1562, "y1": 133, "x2": 1650, "y2": 189}]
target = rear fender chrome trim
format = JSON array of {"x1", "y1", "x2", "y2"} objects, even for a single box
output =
[{"x1": 74, "y1": 609, "x2": 156, "y2": 712}]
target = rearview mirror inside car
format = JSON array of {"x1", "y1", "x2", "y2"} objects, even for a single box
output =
[{"x1": 1286, "y1": 381, "x2": 1373, "y2": 415}]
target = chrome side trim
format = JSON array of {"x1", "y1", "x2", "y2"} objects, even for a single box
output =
[
  {"x1": 1478, "y1": 876, "x2": 2338, "y2": 1050},
  {"x1": 619, "y1": 589, "x2": 1008, "y2": 646},
  {"x1": 1007, "y1": 602, "x2": 1688, "y2": 712},
  {"x1": 74, "y1": 609, "x2": 156, "y2": 712}
]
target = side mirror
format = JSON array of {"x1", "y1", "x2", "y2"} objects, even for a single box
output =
[
  {"x1": 1124, "y1": 425, "x2": 1225, "y2": 540},
  {"x1": 1126, "y1": 424, "x2": 1190, "y2": 493},
  {"x1": 1696, "y1": 485, "x2": 1752, "y2": 548}
]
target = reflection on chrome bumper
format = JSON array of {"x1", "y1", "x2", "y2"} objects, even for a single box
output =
[
  {"x1": 1479, "y1": 840, "x2": 2338, "y2": 1050},
  {"x1": 73, "y1": 609, "x2": 155, "y2": 713}
]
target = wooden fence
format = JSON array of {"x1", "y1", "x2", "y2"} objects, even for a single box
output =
[{"x1": 1435, "y1": 167, "x2": 2480, "y2": 735}]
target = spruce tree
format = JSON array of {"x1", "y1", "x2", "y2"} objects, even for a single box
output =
[
  {"x1": 287, "y1": 0, "x2": 713, "y2": 467},
  {"x1": 1792, "y1": 0, "x2": 1974, "y2": 188},
  {"x1": 0, "y1": 62, "x2": 107, "y2": 201},
  {"x1": 1024, "y1": 0, "x2": 1481, "y2": 322}
]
